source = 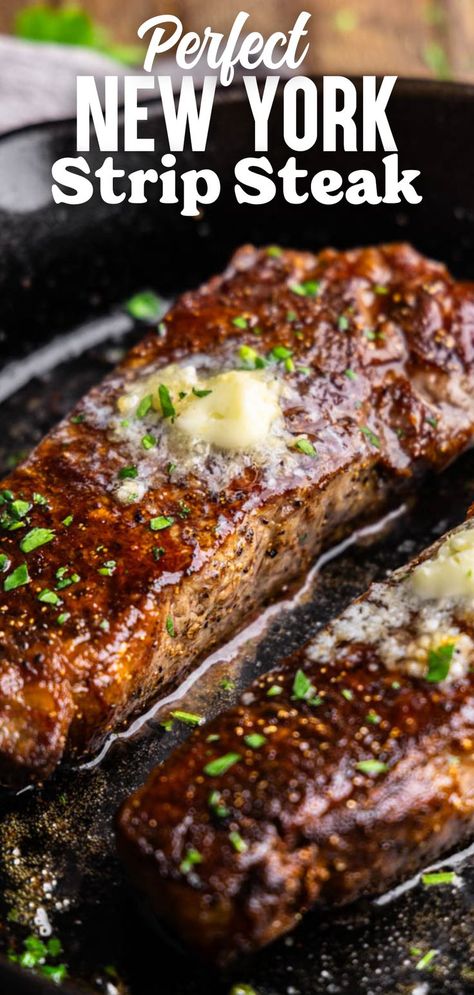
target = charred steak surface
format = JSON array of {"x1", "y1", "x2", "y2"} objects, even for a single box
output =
[
  {"x1": 1, "y1": 243, "x2": 474, "y2": 787},
  {"x1": 117, "y1": 509, "x2": 474, "y2": 964}
]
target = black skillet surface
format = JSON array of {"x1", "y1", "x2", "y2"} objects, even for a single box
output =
[{"x1": 0, "y1": 78, "x2": 474, "y2": 995}]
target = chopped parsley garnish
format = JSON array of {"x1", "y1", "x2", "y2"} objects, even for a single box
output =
[
  {"x1": 238, "y1": 344, "x2": 267, "y2": 370},
  {"x1": 153, "y1": 546, "x2": 165, "y2": 560},
  {"x1": 118, "y1": 465, "x2": 138, "y2": 480},
  {"x1": 158, "y1": 321, "x2": 167, "y2": 337},
  {"x1": 178, "y1": 501, "x2": 191, "y2": 518},
  {"x1": 232, "y1": 316, "x2": 248, "y2": 329},
  {"x1": 294, "y1": 438, "x2": 317, "y2": 457},
  {"x1": 38, "y1": 589, "x2": 62, "y2": 606},
  {"x1": 136, "y1": 394, "x2": 153, "y2": 419},
  {"x1": 244, "y1": 733, "x2": 266, "y2": 749},
  {"x1": 426, "y1": 642, "x2": 455, "y2": 682},
  {"x1": 374, "y1": 283, "x2": 389, "y2": 295},
  {"x1": 338, "y1": 315, "x2": 349, "y2": 331},
  {"x1": 179, "y1": 847, "x2": 202, "y2": 874},
  {"x1": 426, "y1": 415, "x2": 438, "y2": 428},
  {"x1": 421, "y1": 870, "x2": 455, "y2": 887},
  {"x1": 150, "y1": 515, "x2": 174, "y2": 531},
  {"x1": 366, "y1": 710, "x2": 381, "y2": 725},
  {"x1": 269, "y1": 345, "x2": 292, "y2": 361},
  {"x1": 170, "y1": 710, "x2": 203, "y2": 727},
  {"x1": 70, "y1": 413, "x2": 85, "y2": 424},
  {"x1": 208, "y1": 790, "x2": 230, "y2": 818},
  {"x1": 57, "y1": 612, "x2": 70, "y2": 626},
  {"x1": 292, "y1": 668, "x2": 321, "y2": 705},
  {"x1": 192, "y1": 387, "x2": 213, "y2": 398},
  {"x1": 360, "y1": 425, "x2": 381, "y2": 449},
  {"x1": 8, "y1": 934, "x2": 67, "y2": 984},
  {"x1": 204, "y1": 753, "x2": 241, "y2": 777},
  {"x1": 220, "y1": 677, "x2": 236, "y2": 691},
  {"x1": 289, "y1": 280, "x2": 320, "y2": 298},
  {"x1": 229, "y1": 830, "x2": 247, "y2": 854},
  {"x1": 267, "y1": 684, "x2": 283, "y2": 697},
  {"x1": 33, "y1": 492, "x2": 48, "y2": 506},
  {"x1": 286, "y1": 310, "x2": 298, "y2": 322},
  {"x1": 20, "y1": 527, "x2": 55, "y2": 553},
  {"x1": 126, "y1": 290, "x2": 162, "y2": 321},
  {"x1": 141, "y1": 433, "x2": 156, "y2": 450},
  {"x1": 62, "y1": 515, "x2": 73, "y2": 526},
  {"x1": 0, "y1": 553, "x2": 10, "y2": 572},
  {"x1": 344, "y1": 368, "x2": 357, "y2": 380},
  {"x1": 4, "y1": 563, "x2": 30, "y2": 591},
  {"x1": 364, "y1": 327, "x2": 384, "y2": 342},
  {"x1": 98, "y1": 560, "x2": 116, "y2": 576},
  {"x1": 166, "y1": 614, "x2": 175, "y2": 637},
  {"x1": 356, "y1": 759, "x2": 388, "y2": 776},
  {"x1": 158, "y1": 384, "x2": 176, "y2": 419},
  {"x1": 414, "y1": 949, "x2": 438, "y2": 971},
  {"x1": 206, "y1": 733, "x2": 220, "y2": 743},
  {"x1": 342, "y1": 688, "x2": 353, "y2": 701},
  {"x1": 266, "y1": 245, "x2": 282, "y2": 257}
]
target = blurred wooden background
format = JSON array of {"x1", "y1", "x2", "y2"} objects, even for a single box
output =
[{"x1": 1, "y1": 0, "x2": 474, "y2": 81}]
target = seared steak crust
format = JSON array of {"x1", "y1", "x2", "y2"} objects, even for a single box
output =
[
  {"x1": 1, "y1": 243, "x2": 474, "y2": 787},
  {"x1": 117, "y1": 511, "x2": 474, "y2": 964}
]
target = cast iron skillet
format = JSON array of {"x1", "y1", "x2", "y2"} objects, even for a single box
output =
[{"x1": 0, "y1": 78, "x2": 474, "y2": 995}]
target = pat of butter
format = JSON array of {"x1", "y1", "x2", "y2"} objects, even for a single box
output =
[
  {"x1": 412, "y1": 526, "x2": 474, "y2": 600},
  {"x1": 178, "y1": 370, "x2": 282, "y2": 450}
]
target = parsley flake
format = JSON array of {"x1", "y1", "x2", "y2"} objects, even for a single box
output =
[
  {"x1": 356, "y1": 759, "x2": 388, "y2": 776},
  {"x1": 158, "y1": 384, "x2": 176, "y2": 419},
  {"x1": 4, "y1": 563, "x2": 30, "y2": 591},
  {"x1": 426, "y1": 643, "x2": 455, "y2": 682},
  {"x1": 204, "y1": 753, "x2": 241, "y2": 777},
  {"x1": 20, "y1": 527, "x2": 55, "y2": 553},
  {"x1": 150, "y1": 515, "x2": 174, "y2": 531}
]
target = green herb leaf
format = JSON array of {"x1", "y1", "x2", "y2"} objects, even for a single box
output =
[
  {"x1": 166, "y1": 614, "x2": 175, "y2": 637},
  {"x1": 366, "y1": 710, "x2": 381, "y2": 725},
  {"x1": 229, "y1": 830, "x2": 247, "y2": 854},
  {"x1": 266, "y1": 245, "x2": 282, "y2": 258},
  {"x1": 192, "y1": 387, "x2": 213, "y2": 398},
  {"x1": 374, "y1": 283, "x2": 389, "y2": 295},
  {"x1": 421, "y1": 871, "x2": 455, "y2": 887},
  {"x1": 0, "y1": 553, "x2": 10, "y2": 573},
  {"x1": 38, "y1": 589, "x2": 62, "y2": 606},
  {"x1": 292, "y1": 668, "x2": 321, "y2": 705},
  {"x1": 356, "y1": 759, "x2": 388, "y2": 776},
  {"x1": 153, "y1": 546, "x2": 165, "y2": 560},
  {"x1": 238, "y1": 344, "x2": 267, "y2": 370},
  {"x1": 426, "y1": 643, "x2": 455, "y2": 682},
  {"x1": 141, "y1": 434, "x2": 156, "y2": 450},
  {"x1": 98, "y1": 560, "x2": 116, "y2": 576},
  {"x1": 179, "y1": 847, "x2": 202, "y2": 874},
  {"x1": 150, "y1": 515, "x2": 174, "y2": 532},
  {"x1": 33, "y1": 492, "x2": 48, "y2": 506},
  {"x1": 158, "y1": 384, "x2": 176, "y2": 419},
  {"x1": 126, "y1": 291, "x2": 162, "y2": 321},
  {"x1": 338, "y1": 315, "x2": 349, "y2": 331},
  {"x1": 208, "y1": 790, "x2": 230, "y2": 818},
  {"x1": 269, "y1": 345, "x2": 293, "y2": 361},
  {"x1": 56, "y1": 612, "x2": 70, "y2": 626},
  {"x1": 360, "y1": 425, "x2": 381, "y2": 449},
  {"x1": 170, "y1": 710, "x2": 204, "y2": 727},
  {"x1": 204, "y1": 753, "x2": 241, "y2": 777},
  {"x1": 244, "y1": 733, "x2": 266, "y2": 749},
  {"x1": 289, "y1": 280, "x2": 320, "y2": 298},
  {"x1": 136, "y1": 394, "x2": 153, "y2": 419},
  {"x1": 232, "y1": 316, "x2": 248, "y2": 329},
  {"x1": 267, "y1": 684, "x2": 283, "y2": 697},
  {"x1": 20, "y1": 527, "x2": 55, "y2": 553},
  {"x1": 294, "y1": 438, "x2": 317, "y2": 457},
  {"x1": 62, "y1": 515, "x2": 73, "y2": 527},
  {"x1": 344, "y1": 368, "x2": 357, "y2": 381},
  {"x1": 4, "y1": 563, "x2": 30, "y2": 591},
  {"x1": 342, "y1": 688, "x2": 353, "y2": 701},
  {"x1": 415, "y1": 948, "x2": 438, "y2": 971}
]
